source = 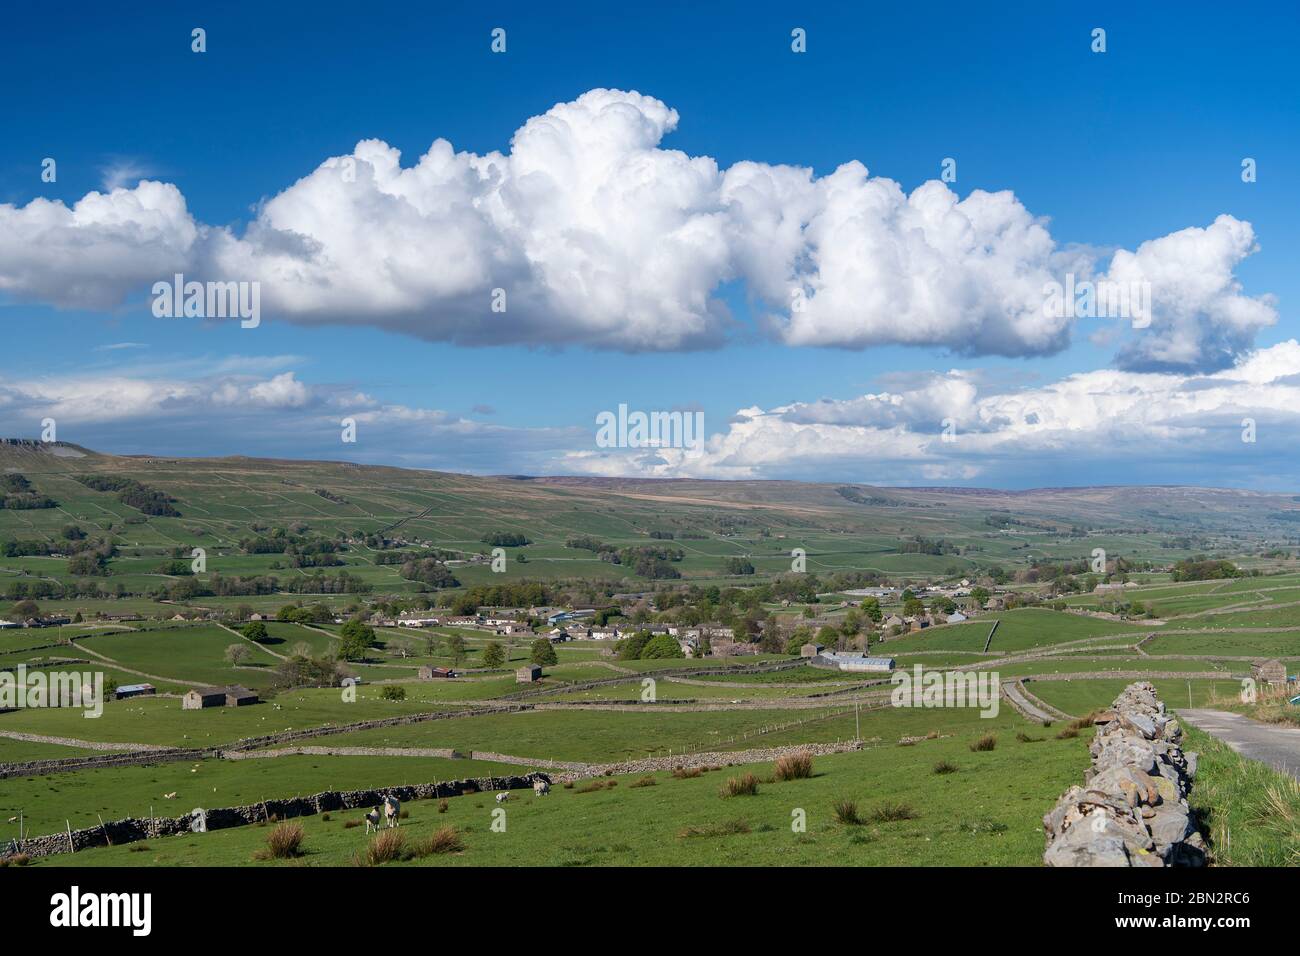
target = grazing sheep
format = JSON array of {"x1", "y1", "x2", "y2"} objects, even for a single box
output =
[
  {"x1": 163, "y1": 791, "x2": 177, "y2": 800},
  {"x1": 533, "y1": 779, "x2": 550, "y2": 797},
  {"x1": 495, "y1": 792, "x2": 510, "y2": 803},
  {"x1": 364, "y1": 807, "x2": 382, "y2": 834},
  {"x1": 383, "y1": 794, "x2": 401, "y2": 828}
]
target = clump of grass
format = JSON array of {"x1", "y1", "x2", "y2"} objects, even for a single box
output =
[
  {"x1": 719, "y1": 772, "x2": 760, "y2": 798},
  {"x1": 1016, "y1": 732, "x2": 1044, "y2": 743},
  {"x1": 128, "y1": 844, "x2": 150, "y2": 853},
  {"x1": 343, "y1": 819, "x2": 362, "y2": 829},
  {"x1": 832, "y1": 797, "x2": 862, "y2": 825},
  {"x1": 1055, "y1": 727, "x2": 1080, "y2": 740},
  {"x1": 254, "y1": 821, "x2": 305, "y2": 860},
  {"x1": 1066, "y1": 711, "x2": 1102, "y2": 731},
  {"x1": 562, "y1": 781, "x2": 574, "y2": 789},
  {"x1": 677, "y1": 819, "x2": 751, "y2": 839},
  {"x1": 774, "y1": 751, "x2": 814, "y2": 781},
  {"x1": 0, "y1": 853, "x2": 31, "y2": 866},
  {"x1": 359, "y1": 829, "x2": 405, "y2": 866},
  {"x1": 437, "y1": 799, "x2": 450, "y2": 813},
  {"x1": 628, "y1": 776, "x2": 657, "y2": 788},
  {"x1": 320, "y1": 813, "x2": 331, "y2": 822},
  {"x1": 408, "y1": 826, "x2": 464, "y2": 858},
  {"x1": 960, "y1": 818, "x2": 1009, "y2": 835},
  {"x1": 576, "y1": 779, "x2": 617, "y2": 793},
  {"x1": 969, "y1": 733, "x2": 998, "y2": 752},
  {"x1": 672, "y1": 766, "x2": 704, "y2": 779},
  {"x1": 868, "y1": 801, "x2": 918, "y2": 823},
  {"x1": 933, "y1": 760, "x2": 959, "y2": 775}
]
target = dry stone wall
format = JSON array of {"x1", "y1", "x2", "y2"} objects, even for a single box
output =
[
  {"x1": 1042, "y1": 681, "x2": 1205, "y2": 867},
  {"x1": 5, "y1": 770, "x2": 550, "y2": 860}
]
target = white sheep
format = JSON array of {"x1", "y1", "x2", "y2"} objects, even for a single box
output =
[
  {"x1": 383, "y1": 794, "x2": 401, "y2": 828},
  {"x1": 495, "y1": 792, "x2": 510, "y2": 803},
  {"x1": 533, "y1": 779, "x2": 550, "y2": 797}
]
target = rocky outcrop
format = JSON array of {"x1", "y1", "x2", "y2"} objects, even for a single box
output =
[{"x1": 1042, "y1": 682, "x2": 1205, "y2": 867}]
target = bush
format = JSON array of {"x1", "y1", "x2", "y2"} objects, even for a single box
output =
[
  {"x1": 380, "y1": 685, "x2": 407, "y2": 701},
  {"x1": 628, "y1": 776, "x2": 658, "y2": 788},
  {"x1": 671, "y1": 767, "x2": 703, "y2": 779},
  {"x1": 409, "y1": 826, "x2": 464, "y2": 857},
  {"x1": 773, "y1": 751, "x2": 814, "y2": 781},
  {"x1": 719, "y1": 773, "x2": 760, "y2": 798},
  {"x1": 832, "y1": 798, "x2": 862, "y2": 825},
  {"x1": 359, "y1": 830, "x2": 405, "y2": 866},
  {"x1": 868, "y1": 801, "x2": 918, "y2": 823},
  {"x1": 255, "y1": 821, "x2": 305, "y2": 859},
  {"x1": 933, "y1": 760, "x2": 958, "y2": 775},
  {"x1": 969, "y1": 733, "x2": 997, "y2": 752}
]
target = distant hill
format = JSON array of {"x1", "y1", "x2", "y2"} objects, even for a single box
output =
[{"x1": 2, "y1": 441, "x2": 1299, "y2": 558}]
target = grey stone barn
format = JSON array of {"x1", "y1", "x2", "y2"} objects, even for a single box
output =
[
  {"x1": 182, "y1": 688, "x2": 226, "y2": 710},
  {"x1": 516, "y1": 663, "x2": 542, "y2": 683}
]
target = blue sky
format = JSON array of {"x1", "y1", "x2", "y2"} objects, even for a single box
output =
[{"x1": 2, "y1": 1, "x2": 1298, "y2": 488}]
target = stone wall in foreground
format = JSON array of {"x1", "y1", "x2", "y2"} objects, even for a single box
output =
[{"x1": 1043, "y1": 681, "x2": 1206, "y2": 867}]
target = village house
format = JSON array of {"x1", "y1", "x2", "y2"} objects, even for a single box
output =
[
  {"x1": 516, "y1": 663, "x2": 543, "y2": 683},
  {"x1": 419, "y1": 665, "x2": 455, "y2": 679}
]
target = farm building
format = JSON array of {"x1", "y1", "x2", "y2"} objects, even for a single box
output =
[
  {"x1": 947, "y1": 611, "x2": 968, "y2": 623},
  {"x1": 419, "y1": 665, "x2": 455, "y2": 679},
  {"x1": 182, "y1": 686, "x2": 259, "y2": 709},
  {"x1": 225, "y1": 686, "x2": 258, "y2": 706},
  {"x1": 1253, "y1": 659, "x2": 1288, "y2": 685},
  {"x1": 182, "y1": 688, "x2": 226, "y2": 710},
  {"x1": 115, "y1": 683, "x2": 156, "y2": 700},
  {"x1": 821, "y1": 652, "x2": 895, "y2": 673},
  {"x1": 800, "y1": 642, "x2": 824, "y2": 658},
  {"x1": 516, "y1": 663, "x2": 542, "y2": 683}
]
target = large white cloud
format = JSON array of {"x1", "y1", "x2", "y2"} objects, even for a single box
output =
[{"x1": 0, "y1": 90, "x2": 1277, "y2": 365}]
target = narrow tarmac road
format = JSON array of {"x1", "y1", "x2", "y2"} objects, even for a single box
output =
[{"x1": 1180, "y1": 708, "x2": 1300, "y2": 781}]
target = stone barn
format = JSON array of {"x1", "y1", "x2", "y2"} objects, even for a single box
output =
[
  {"x1": 419, "y1": 665, "x2": 454, "y2": 679},
  {"x1": 516, "y1": 663, "x2": 542, "y2": 683},
  {"x1": 182, "y1": 688, "x2": 225, "y2": 710},
  {"x1": 1254, "y1": 659, "x2": 1288, "y2": 686},
  {"x1": 225, "y1": 686, "x2": 259, "y2": 706}
]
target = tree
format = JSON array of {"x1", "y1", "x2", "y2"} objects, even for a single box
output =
[
  {"x1": 902, "y1": 596, "x2": 926, "y2": 617},
  {"x1": 443, "y1": 633, "x2": 467, "y2": 665},
  {"x1": 290, "y1": 641, "x2": 313, "y2": 659},
  {"x1": 640, "y1": 633, "x2": 685, "y2": 659},
  {"x1": 860, "y1": 597, "x2": 882, "y2": 623},
  {"x1": 815, "y1": 625, "x2": 839, "y2": 646},
  {"x1": 530, "y1": 638, "x2": 558, "y2": 666},
  {"x1": 337, "y1": 619, "x2": 375, "y2": 661},
  {"x1": 482, "y1": 641, "x2": 506, "y2": 668},
  {"x1": 970, "y1": 586, "x2": 991, "y2": 606},
  {"x1": 12, "y1": 599, "x2": 40, "y2": 619},
  {"x1": 242, "y1": 621, "x2": 269, "y2": 643},
  {"x1": 225, "y1": 643, "x2": 250, "y2": 665}
]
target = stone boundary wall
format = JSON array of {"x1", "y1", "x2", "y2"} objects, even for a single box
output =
[
  {"x1": 1042, "y1": 681, "x2": 1205, "y2": 867},
  {"x1": 553, "y1": 739, "x2": 863, "y2": 782},
  {"x1": 0, "y1": 703, "x2": 535, "y2": 779},
  {"x1": 4, "y1": 771, "x2": 551, "y2": 860}
]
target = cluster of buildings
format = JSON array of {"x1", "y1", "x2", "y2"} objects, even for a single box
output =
[{"x1": 181, "y1": 685, "x2": 259, "y2": 709}]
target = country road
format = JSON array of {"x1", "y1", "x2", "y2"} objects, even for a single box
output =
[{"x1": 1179, "y1": 709, "x2": 1300, "y2": 781}]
